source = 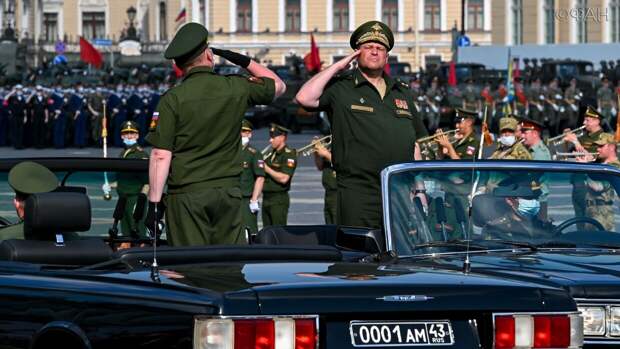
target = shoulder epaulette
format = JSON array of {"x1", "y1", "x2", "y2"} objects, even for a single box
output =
[
  {"x1": 247, "y1": 146, "x2": 256, "y2": 154},
  {"x1": 396, "y1": 78, "x2": 409, "y2": 89}
]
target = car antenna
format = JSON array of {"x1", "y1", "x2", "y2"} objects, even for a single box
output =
[{"x1": 150, "y1": 163, "x2": 161, "y2": 283}]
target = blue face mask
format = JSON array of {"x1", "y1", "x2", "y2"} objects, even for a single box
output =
[
  {"x1": 517, "y1": 198, "x2": 540, "y2": 218},
  {"x1": 123, "y1": 139, "x2": 137, "y2": 147}
]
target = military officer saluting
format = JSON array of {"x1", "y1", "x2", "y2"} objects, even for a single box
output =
[
  {"x1": 489, "y1": 116, "x2": 532, "y2": 160},
  {"x1": 239, "y1": 120, "x2": 265, "y2": 234},
  {"x1": 262, "y1": 124, "x2": 297, "y2": 226},
  {"x1": 146, "y1": 23, "x2": 285, "y2": 246},
  {"x1": 0, "y1": 162, "x2": 58, "y2": 240},
  {"x1": 436, "y1": 108, "x2": 479, "y2": 159},
  {"x1": 576, "y1": 133, "x2": 620, "y2": 231},
  {"x1": 295, "y1": 20, "x2": 428, "y2": 229}
]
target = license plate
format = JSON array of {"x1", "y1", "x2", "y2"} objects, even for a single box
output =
[{"x1": 349, "y1": 320, "x2": 454, "y2": 347}]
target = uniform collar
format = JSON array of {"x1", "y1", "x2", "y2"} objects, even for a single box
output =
[
  {"x1": 352, "y1": 68, "x2": 398, "y2": 92},
  {"x1": 183, "y1": 66, "x2": 215, "y2": 81}
]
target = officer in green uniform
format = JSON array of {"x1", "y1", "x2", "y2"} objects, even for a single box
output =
[
  {"x1": 577, "y1": 133, "x2": 620, "y2": 230},
  {"x1": 520, "y1": 118, "x2": 551, "y2": 220},
  {"x1": 489, "y1": 116, "x2": 532, "y2": 160},
  {"x1": 239, "y1": 120, "x2": 265, "y2": 234},
  {"x1": 564, "y1": 105, "x2": 605, "y2": 229},
  {"x1": 312, "y1": 136, "x2": 337, "y2": 224},
  {"x1": 262, "y1": 124, "x2": 297, "y2": 226},
  {"x1": 0, "y1": 162, "x2": 58, "y2": 240},
  {"x1": 145, "y1": 22, "x2": 285, "y2": 246},
  {"x1": 114, "y1": 120, "x2": 149, "y2": 238},
  {"x1": 295, "y1": 20, "x2": 428, "y2": 229},
  {"x1": 436, "y1": 108, "x2": 479, "y2": 159}
]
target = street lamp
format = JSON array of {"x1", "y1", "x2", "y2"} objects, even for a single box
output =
[{"x1": 123, "y1": 6, "x2": 138, "y2": 41}]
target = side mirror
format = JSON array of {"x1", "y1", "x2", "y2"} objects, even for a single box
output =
[{"x1": 336, "y1": 227, "x2": 386, "y2": 254}]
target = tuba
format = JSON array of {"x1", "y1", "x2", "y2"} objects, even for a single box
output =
[
  {"x1": 297, "y1": 135, "x2": 332, "y2": 157},
  {"x1": 547, "y1": 126, "x2": 586, "y2": 148}
]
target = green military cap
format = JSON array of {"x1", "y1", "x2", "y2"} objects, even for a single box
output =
[
  {"x1": 164, "y1": 22, "x2": 209, "y2": 67},
  {"x1": 494, "y1": 176, "x2": 542, "y2": 199},
  {"x1": 584, "y1": 105, "x2": 602, "y2": 119},
  {"x1": 121, "y1": 120, "x2": 140, "y2": 134},
  {"x1": 241, "y1": 119, "x2": 253, "y2": 132},
  {"x1": 8, "y1": 161, "x2": 58, "y2": 196},
  {"x1": 350, "y1": 21, "x2": 394, "y2": 51},
  {"x1": 499, "y1": 116, "x2": 519, "y2": 132},
  {"x1": 455, "y1": 108, "x2": 477, "y2": 122},
  {"x1": 593, "y1": 132, "x2": 617, "y2": 146},
  {"x1": 269, "y1": 123, "x2": 291, "y2": 137}
]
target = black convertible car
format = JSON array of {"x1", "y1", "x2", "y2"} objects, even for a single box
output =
[
  {"x1": 381, "y1": 161, "x2": 620, "y2": 348},
  {"x1": 0, "y1": 158, "x2": 583, "y2": 349}
]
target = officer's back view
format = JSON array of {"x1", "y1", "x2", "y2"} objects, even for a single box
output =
[{"x1": 146, "y1": 23, "x2": 286, "y2": 246}]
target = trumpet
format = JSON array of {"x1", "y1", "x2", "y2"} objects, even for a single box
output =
[
  {"x1": 417, "y1": 129, "x2": 459, "y2": 159},
  {"x1": 297, "y1": 135, "x2": 332, "y2": 157},
  {"x1": 547, "y1": 126, "x2": 586, "y2": 147},
  {"x1": 552, "y1": 151, "x2": 599, "y2": 161}
]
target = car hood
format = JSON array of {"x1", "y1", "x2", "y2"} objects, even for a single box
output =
[
  {"x1": 131, "y1": 261, "x2": 574, "y2": 315},
  {"x1": 407, "y1": 250, "x2": 620, "y2": 299}
]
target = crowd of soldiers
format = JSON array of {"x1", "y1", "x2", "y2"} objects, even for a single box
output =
[
  {"x1": 0, "y1": 82, "x2": 168, "y2": 149},
  {"x1": 410, "y1": 75, "x2": 620, "y2": 137}
]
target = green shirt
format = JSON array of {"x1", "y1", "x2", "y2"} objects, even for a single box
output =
[
  {"x1": 240, "y1": 144, "x2": 265, "y2": 197},
  {"x1": 263, "y1": 146, "x2": 297, "y2": 193},
  {"x1": 317, "y1": 69, "x2": 428, "y2": 192},
  {"x1": 146, "y1": 66, "x2": 275, "y2": 192},
  {"x1": 530, "y1": 141, "x2": 551, "y2": 160},
  {"x1": 453, "y1": 132, "x2": 479, "y2": 159},
  {"x1": 117, "y1": 144, "x2": 149, "y2": 195}
]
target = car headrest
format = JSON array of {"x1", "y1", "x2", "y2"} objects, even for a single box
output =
[
  {"x1": 255, "y1": 225, "x2": 339, "y2": 246},
  {"x1": 471, "y1": 194, "x2": 510, "y2": 227},
  {"x1": 24, "y1": 192, "x2": 91, "y2": 238},
  {"x1": 0, "y1": 239, "x2": 112, "y2": 265}
]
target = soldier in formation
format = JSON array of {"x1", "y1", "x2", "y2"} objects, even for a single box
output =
[{"x1": 239, "y1": 120, "x2": 265, "y2": 234}]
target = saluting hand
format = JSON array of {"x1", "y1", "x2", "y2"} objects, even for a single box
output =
[{"x1": 333, "y1": 50, "x2": 361, "y2": 71}]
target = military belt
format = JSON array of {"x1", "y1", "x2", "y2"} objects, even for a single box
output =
[{"x1": 167, "y1": 177, "x2": 240, "y2": 193}]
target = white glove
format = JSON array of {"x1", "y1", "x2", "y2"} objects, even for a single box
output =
[
  {"x1": 249, "y1": 200, "x2": 260, "y2": 213},
  {"x1": 612, "y1": 107, "x2": 618, "y2": 116},
  {"x1": 555, "y1": 94, "x2": 562, "y2": 100},
  {"x1": 102, "y1": 183, "x2": 111, "y2": 193},
  {"x1": 539, "y1": 95, "x2": 545, "y2": 101}
]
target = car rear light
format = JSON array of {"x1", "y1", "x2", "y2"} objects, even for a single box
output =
[
  {"x1": 493, "y1": 313, "x2": 582, "y2": 349},
  {"x1": 194, "y1": 316, "x2": 318, "y2": 349}
]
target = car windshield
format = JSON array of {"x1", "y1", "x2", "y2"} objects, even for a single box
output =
[{"x1": 386, "y1": 164, "x2": 620, "y2": 256}]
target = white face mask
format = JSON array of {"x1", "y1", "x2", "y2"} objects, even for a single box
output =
[
  {"x1": 517, "y1": 198, "x2": 540, "y2": 218},
  {"x1": 499, "y1": 135, "x2": 516, "y2": 146},
  {"x1": 241, "y1": 136, "x2": 250, "y2": 147}
]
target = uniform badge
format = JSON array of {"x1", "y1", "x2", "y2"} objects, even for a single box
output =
[
  {"x1": 395, "y1": 99, "x2": 408, "y2": 109},
  {"x1": 243, "y1": 161, "x2": 249, "y2": 168},
  {"x1": 466, "y1": 146, "x2": 476, "y2": 156},
  {"x1": 287, "y1": 158, "x2": 296, "y2": 168},
  {"x1": 149, "y1": 112, "x2": 159, "y2": 130},
  {"x1": 248, "y1": 76, "x2": 264, "y2": 85},
  {"x1": 360, "y1": 98, "x2": 365, "y2": 104},
  {"x1": 257, "y1": 160, "x2": 264, "y2": 168}
]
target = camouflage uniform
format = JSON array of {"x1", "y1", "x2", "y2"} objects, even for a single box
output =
[{"x1": 585, "y1": 133, "x2": 619, "y2": 231}]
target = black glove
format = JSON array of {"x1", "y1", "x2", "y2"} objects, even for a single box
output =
[
  {"x1": 211, "y1": 48, "x2": 251, "y2": 68},
  {"x1": 145, "y1": 201, "x2": 165, "y2": 238}
]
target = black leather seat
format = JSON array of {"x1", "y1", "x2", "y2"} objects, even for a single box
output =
[
  {"x1": 0, "y1": 192, "x2": 112, "y2": 265},
  {"x1": 255, "y1": 225, "x2": 338, "y2": 246}
]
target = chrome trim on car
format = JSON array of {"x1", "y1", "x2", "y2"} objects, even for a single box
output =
[{"x1": 576, "y1": 300, "x2": 620, "y2": 341}]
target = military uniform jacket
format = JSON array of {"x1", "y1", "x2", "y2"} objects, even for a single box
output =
[
  {"x1": 585, "y1": 160, "x2": 620, "y2": 204},
  {"x1": 317, "y1": 69, "x2": 428, "y2": 192},
  {"x1": 146, "y1": 66, "x2": 275, "y2": 193},
  {"x1": 579, "y1": 130, "x2": 604, "y2": 153},
  {"x1": 117, "y1": 144, "x2": 149, "y2": 195},
  {"x1": 453, "y1": 132, "x2": 479, "y2": 159},
  {"x1": 321, "y1": 161, "x2": 337, "y2": 191},
  {"x1": 240, "y1": 145, "x2": 265, "y2": 197},
  {"x1": 263, "y1": 146, "x2": 297, "y2": 193},
  {"x1": 490, "y1": 141, "x2": 532, "y2": 160},
  {"x1": 529, "y1": 141, "x2": 552, "y2": 160}
]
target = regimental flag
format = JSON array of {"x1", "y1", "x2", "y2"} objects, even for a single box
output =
[
  {"x1": 303, "y1": 33, "x2": 321, "y2": 74},
  {"x1": 175, "y1": 8, "x2": 187, "y2": 23},
  {"x1": 79, "y1": 37, "x2": 103, "y2": 69},
  {"x1": 447, "y1": 60, "x2": 457, "y2": 87}
]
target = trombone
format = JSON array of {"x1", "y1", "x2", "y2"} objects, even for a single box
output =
[
  {"x1": 417, "y1": 129, "x2": 459, "y2": 159},
  {"x1": 552, "y1": 151, "x2": 598, "y2": 161},
  {"x1": 547, "y1": 126, "x2": 586, "y2": 147},
  {"x1": 297, "y1": 135, "x2": 332, "y2": 157}
]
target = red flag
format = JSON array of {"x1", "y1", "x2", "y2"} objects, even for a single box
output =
[
  {"x1": 447, "y1": 60, "x2": 457, "y2": 87},
  {"x1": 175, "y1": 8, "x2": 187, "y2": 23},
  {"x1": 383, "y1": 63, "x2": 391, "y2": 75},
  {"x1": 513, "y1": 58, "x2": 521, "y2": 80},
  {"x1": 172, "y1": 63, "x2": 183, "y2": 78},
  {"x1": 303, "y1": 34, "x2": 321, "y2": 73},
  {"x1": 79, "y1": 37, "x2": 103, "y2": 69}
]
